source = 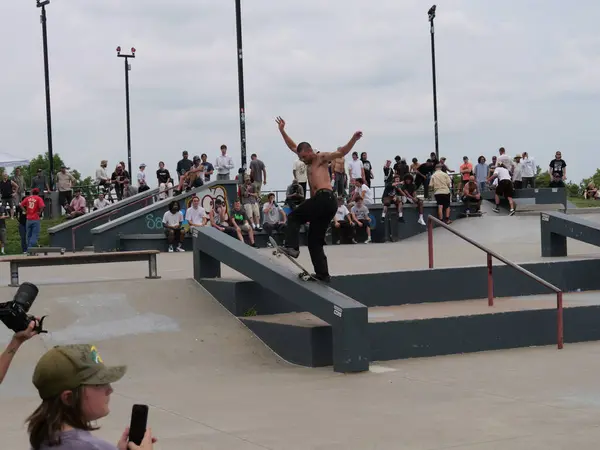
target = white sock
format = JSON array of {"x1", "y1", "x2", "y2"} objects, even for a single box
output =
[
  {"x1": 398, "y1": 212, "x2": 403, "y2": 217},
  {"x1": 419, "y1": 214, "x2": 424, "y2": 219}
]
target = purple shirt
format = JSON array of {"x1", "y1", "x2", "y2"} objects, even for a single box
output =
[{"x1": 36, "y1": 429, "x2": 118, "y2": 450}]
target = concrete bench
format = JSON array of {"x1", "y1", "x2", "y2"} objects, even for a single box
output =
[
  {"x1": 5, "y1": 250, "x2": 161, "y2": 287},
  {"x1": 27, "y1": 247, "x2": 66, "y2": 256}
]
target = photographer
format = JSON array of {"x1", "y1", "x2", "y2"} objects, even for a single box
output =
[{"x1": 0, "y1": 319, "x2": 38, "y2": 384}]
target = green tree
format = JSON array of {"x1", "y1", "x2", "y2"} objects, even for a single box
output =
[{"x1": 535, "y1": 165, "x2": 550, "y2": 188}]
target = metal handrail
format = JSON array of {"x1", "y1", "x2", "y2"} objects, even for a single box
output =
[{"x1": 427, "y1": 215, "x2": 564, "y2": 349}]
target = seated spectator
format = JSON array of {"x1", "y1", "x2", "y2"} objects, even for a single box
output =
[
  {"x1": 462, "y1": 175, "x2": 482, "y2": 214},
  {"x1": 122, "y1": 179, "x2": 139, "y2": 199},
  {"x1": 26, "y1": 343, "x2": 156, "y2": 450},
  {"x1": 210, "y1": 198, "x2": 237, "y2": 238},
  {"x1": 332, "y1": 196, "x2": 356, "y2": 244},
  {"x1": 229, "y1": 199, "x2": 257, "y2": 247},
  {"x1": 398, "y1": 174, "x2": 426, "y2": 225},
  {"x1": 381, "y1": 174, "x2": 403, "y2": 219},
  {"x1": 584, "y1": 182, "x2": 599, "y2": 200},
  {"x1": 162, "y1": 200, "x2": 186, "y2": 252},
  {"x1": 241, "y1": 175, "x2": 262, "y2": 230},
  {"x1": 176, "y1": 155, "x2": 204, "y2": 194},
  {"x1": 285, "y1": 179, "x2": 305, "y2": 210},
  {"x1": 351, "y1": 197, "x2": 372, "y2": 243},
  {"x1": 65, "y1": 188, "x2": 86, "y2": 220},
  {"x1": 185, "y1": 195, "x2": 208, "y2": 228},
  {"x1": 156, "y1": 161, "x2": 174, "y2": 200},
  {"x1": 351, "y1": 178, "x2": 374, "y2": 205},
  {"x1": 93, "y1": 192, "x2": 110, "y2": 211},
  {"x1": 138, "y1": 163, "x2": 151, "y2": 193},
  {"x1": 262, "y1": 193, "x2": 287, "y2": 244}
]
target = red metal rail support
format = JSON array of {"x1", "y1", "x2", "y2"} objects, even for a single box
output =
[{"x1": 427, "y1": 215, "x2": 564, "y2": 350}]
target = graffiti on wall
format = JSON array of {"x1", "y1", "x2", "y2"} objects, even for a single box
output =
[{"x1": 144, "y1": 185, "x2": 229, "y2": 231}]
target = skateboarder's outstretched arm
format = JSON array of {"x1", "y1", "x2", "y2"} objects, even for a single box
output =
[
  {"x1": 320, "y1": 131, "x2": 363, "y2": 162},
  {"x1": 275, "y1": 117, "x2": 298, "y2": 153}
]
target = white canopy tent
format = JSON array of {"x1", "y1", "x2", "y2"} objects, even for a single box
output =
[{"x1": 0, "y1": 152, "x2": 30, "y2": 167}]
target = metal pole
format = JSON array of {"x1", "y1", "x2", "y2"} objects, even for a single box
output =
[
  {"x1": 428, "y1": 5, "x2": 440, "y2": 160},
  {"x1": 124, "y1": 56, "x2": 132, "y2": 177},
  {"x1": 427, "y1": 218, "x2": 434, "y2": 268},
  {"x1": 38, "y1": 1, "x2": 55, "y2": 190},
  {"x1": 487, "y1": 253, "x2": 494, "y2": 307},
  {"x1": 235, "y1": 0, "x2": 247, "y2": 171}
]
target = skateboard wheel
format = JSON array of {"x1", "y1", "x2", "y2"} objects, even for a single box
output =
[{"x1": 272, "y1": 251, "x2": 277, "y2": 256}]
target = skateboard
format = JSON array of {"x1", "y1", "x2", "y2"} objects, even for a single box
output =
[
  {"x1": 459, "y1": 211, "x2": 485, "y2": 218},
  {"x1": 269, "y1": 237, "x2": 317, "y2": 282}
]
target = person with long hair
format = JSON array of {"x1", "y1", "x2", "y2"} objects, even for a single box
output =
[{"x1": 26, "y1": 343, "x2": 156, "y2": 449}]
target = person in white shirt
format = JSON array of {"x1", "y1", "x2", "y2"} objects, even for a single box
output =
[
  {"x1": 487, "y1": 163, "x2": 516, "y2": 215},
  {"x1": 347, "y1": 151, "x2": 365, "y2": 196},
  {"x1": 332, "y1": 196, "x2": 355, "y2": 244},
  {"x1": 520, "y1": 152, "x2": 536, "y2": 188},
  {"x1": 92, "y1": 193, "x2": 110, "y2": 211},
  {"x1": 137, "y1": 163, "x2": 150, "y2": 193},
  {"x1": 350, "y1": 197, "x2": 372, "y2": 243},
  {"x1": 497, "y1": 147, "x2": 514, "y2": 174},
  {"x1": 293, "y1": 159, "x2": 308, "y2": 199},
  {"x1": 512, "y1": 155, "x2": 523, "y2": 189},
  {"x1": 185, "y1": 195, "x2": 207, "y2": 228},
  {"x1": 352, "y1": 178, "x2": 374, "y2": 205},
  {"x1": 162, "y1": 201, "x2": 186, "y2": 252},
  {"x1": 262, "y1": 193, "x2": 287, "y2": 243},
  {"x1": 215, "y1": 145, "x2": 235, "y2": 180}
]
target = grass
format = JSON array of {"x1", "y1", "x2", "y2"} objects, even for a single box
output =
[
  {"x1": 568, "y1": 197, "x2": 600, "y2": 208},
  {"x1": 3, "y1": 217, "x2": 65, "y2": 255}
]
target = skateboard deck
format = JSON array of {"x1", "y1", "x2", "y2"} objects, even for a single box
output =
[
  {"x1": 269, "y1": 237, "x2": 317, "y2": 282},
  {"x1": 460, "y1": 211, "x2": 485, "y2": 218}
]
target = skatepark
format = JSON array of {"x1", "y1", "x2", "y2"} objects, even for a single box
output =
[{"x1": 2, "y1": 198, "x2": 600, "y2": 448}]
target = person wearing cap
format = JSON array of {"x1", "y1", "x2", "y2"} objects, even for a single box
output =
[
  {"x1": 176, "y1": 150, "x2": 193, "y2": 183},
  {"x1": 0, "y1": 319, "x2": 39, "y2": 385},
  {"x1": 26, "y1": 344, "x2": 156, "y2": 449},
  {"x1": 20, "y1": 187, "x2": 46, "y2": 249},
  {"x1": 176, "y1": 155, "x2": 205, "y2": 193},
  {"x1": 137, "y1": 164, "x2": 150, "y2": 193},
  {"x1": 31, "y1": 168, "x2": 50, "y2": 193},
  {"x1": 512, "y1": 154, "x2": 524, "y2": 189}
]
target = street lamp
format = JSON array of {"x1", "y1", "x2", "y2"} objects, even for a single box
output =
[
  {"x1": 116, "y1": 46, "x2": 136, "y2": 177},
  {"x1": 428, "y1": 4, "x2": 440, "y2": 160},
  {"x1": 234, "y1": 0, "x2": 247, "y2": 171},
  {"x1": 36, "y1": 0, "x2": 55, "y2": 190}
]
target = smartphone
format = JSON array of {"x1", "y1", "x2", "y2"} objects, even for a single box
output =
[{"x1": 128, "y1": 404, "x2": 149, "y2": 445}]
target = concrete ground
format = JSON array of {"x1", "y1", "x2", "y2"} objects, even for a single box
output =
[{"x1": 1, "y1": 213, "x2": 600, "y2": 449}]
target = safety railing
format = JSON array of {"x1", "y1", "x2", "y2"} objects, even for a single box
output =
[
  {"x1": 427, "y1": 215, "x2": 564, "y2": 349},
  {"x1": 71, "y1": 186, "x2": 174, "y2": 251}
]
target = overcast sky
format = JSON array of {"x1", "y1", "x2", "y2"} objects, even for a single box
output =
[{"x1": 1, "y1": 0, "x2": 597, "y2": 190}]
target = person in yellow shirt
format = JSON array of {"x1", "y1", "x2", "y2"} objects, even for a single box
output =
[{"x1": 430, "y1": 164, "x2": 453, "y2": 224}]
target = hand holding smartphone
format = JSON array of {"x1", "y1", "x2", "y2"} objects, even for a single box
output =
[{"x1": 128, "y1": 404, "x2": 149, "y2": 446}]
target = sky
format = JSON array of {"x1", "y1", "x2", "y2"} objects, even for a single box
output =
[{"x1": 1, "y1": 0, "x2": 598, "y2": 191}]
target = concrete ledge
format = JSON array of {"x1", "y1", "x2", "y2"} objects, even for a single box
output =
[
  {"x1": 566, "y1": 207, "x2": 600, "y2": 214},
  {"x1": 541, "y1": 211, "x2": 600, "y2": 257},
  {"x1": 515, "y1": 204, "x2": 566, "y2": 215}
]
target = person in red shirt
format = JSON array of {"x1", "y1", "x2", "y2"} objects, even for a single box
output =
[{"x1": 20, "y1": 188, "x2": 45, "y2": 250}]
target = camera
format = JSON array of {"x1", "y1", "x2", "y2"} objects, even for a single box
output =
[{"x1": 0, "y1": 282, "x2": 47, "y2": 334}]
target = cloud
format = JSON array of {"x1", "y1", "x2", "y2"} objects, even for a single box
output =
[{"x1": 0, "y1": 0, "x2": 598, "y2": 190}]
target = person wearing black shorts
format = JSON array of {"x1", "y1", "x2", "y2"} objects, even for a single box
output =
[
  {"x1": 430, "y1": 164, "x2": 453, "y2": 224},
  {"x1": 488, "y1": 163, "x2": 516, "y2": 215}
]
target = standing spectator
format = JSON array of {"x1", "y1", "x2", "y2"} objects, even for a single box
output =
[
  {"x1": 512, "y1": 154, "x2": 524, "y2": 189},
  {"x1": 137, "y1": 163, "x2": 150, "y2": 192},
  {"x1": 176, "y1": 150, "x2": 193, "y2": 183},
  {"x1": 163, "y1": 200, "x2": 186, "y2": 252},
  {"x1": 56, "y1": 166, "x2": 76, "y2": 211},
  {"x1": 16, "y1": 203, "x2": 27, "y2": 254},
  {"x1": 383, "y1": 160, "x2": 395, "y2": 185},
  {"x1": 293, "y1": 158, "x2": 309, "y2": 198},
  {"x1": 92, "y1": 193, "x2": 110, "y2": 211},
  {"x1": 241, "y1": 175, "x2": 261, "y2": 230},
  {"x1": 13, "y1": 167, "x2": 26, "y2": 203},
  {"x1": 249, "y1": 153, "x2": 267, "y2": 195},
  {"x1": 430, "y1": 164, "x2": 452, "y2": 224},
  {"x1": 548, "y1": 151, "x2": 567, "y2": 187},
  {"x1": 262, "y1": 193, "x2": 287, "y2": 242},
  {"x1": 0, "y1": 200, "x2": 7, "y2": 254},
  {"x1": 352, "y1": 178, "x2": 374, "y2": 205},
  {"x1": 330, "y1": 156, "x2": 345, "y2": 198},
  {"x1": 360, "y1": 152, "x2": 374, "y2": 187},
  {"x1": 110, "y1": 164, "x2": 127, "y2": 200},
  {"x1": 488, "y1": 155, "x2": 498, "y2": 177},
  {"x1": 215, "y1": 145, "x2": 235, "y2": 180},
  {"x1": 185, "y1": 195, "x2": 208, "y2": 228},
  {"x1": 347, "y1": 151, "x2": 364, "y2": 197},
  {"x1": 488, "y1": 163, "x2": 516, "y2": 215},
  {"x1": 31, "y1": 168, "x2": 50, "y2": 192},
  {"x1": 459, "y1": 156, "x2": 473, "y2": 195},
  {"x1": 520, "y1": 152, "x2": 536, "y2": 188},
  {"x1": 0, "y1": 172, "x2": 18, "y2": 218},
  {"x1": 415, "y1": 159, "x2": 434, "y2": 199},
  {"x1": 351, "y1": 197, "x2": 372, "y2": 243},
  {"x1": 95, "y1": 160, "x2": 111, "y2": 188},
  {"x1": 497, "y1": 147, "x2": 514, "y2": 174},
  {"x1": 285, "y1": 179, "x2": 305, "y2": 210},
  {"x1": 474, "y1": 156, "x2": 488, "y2": 193},
  {"x1": 200, "y1": 153, "x2": 214, "y2": 182},
  {"x1": 393, "y1": 156, "x2": 409, "y2": 179},
  {"x1": 156, "y1": 161, "x2": 173, "y2": 199},
  {"x1": 20, "y1": 188, "x2": 45, "y2": 250},
  {"x1": 65, "y1": 188, "x2": 86, "y2": 220}
]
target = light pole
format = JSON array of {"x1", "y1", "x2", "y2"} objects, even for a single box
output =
[
  {"x1": 428, "y1": 4, "x2": 440, "y2": 160},
  {"x1": 36, "y1": 0, "x2": 55, "y2": 190},
  {"x1": 116, "y1": 46, "x2": 136, "y2": 177},
  {"x1": 234, "y1": 0, "x2": 247, "y2": 171}
]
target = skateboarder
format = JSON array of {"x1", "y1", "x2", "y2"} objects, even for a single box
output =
[{"x1": 275, "y1": 116, "x2": 363, "y2": 282}]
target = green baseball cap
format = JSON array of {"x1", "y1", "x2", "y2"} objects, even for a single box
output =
[{"x1": 32, "y1": 344, "x2": 127, "y2": 400}]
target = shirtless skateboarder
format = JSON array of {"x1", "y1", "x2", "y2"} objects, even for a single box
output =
[{"x1": 275, "y1": 116, "x2": 363, "y2": 282}]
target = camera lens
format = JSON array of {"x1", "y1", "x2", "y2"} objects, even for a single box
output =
[{"x1": 13, "y1": 282, "x2": 39, "y2": 312}]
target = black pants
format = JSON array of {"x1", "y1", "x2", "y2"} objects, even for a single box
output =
[
  {"x1": 299, "y1": 182, "x2": 307, "y2": 199},
  {"x1": 58, "y1": 190, "x2": 72, "y2": 208},
  {"x1": 285, "y1": 189, "x2": 337, "y2": 277},
  {"x1": 263, "y1": 222, "x2": 286, "y2": 237}
]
